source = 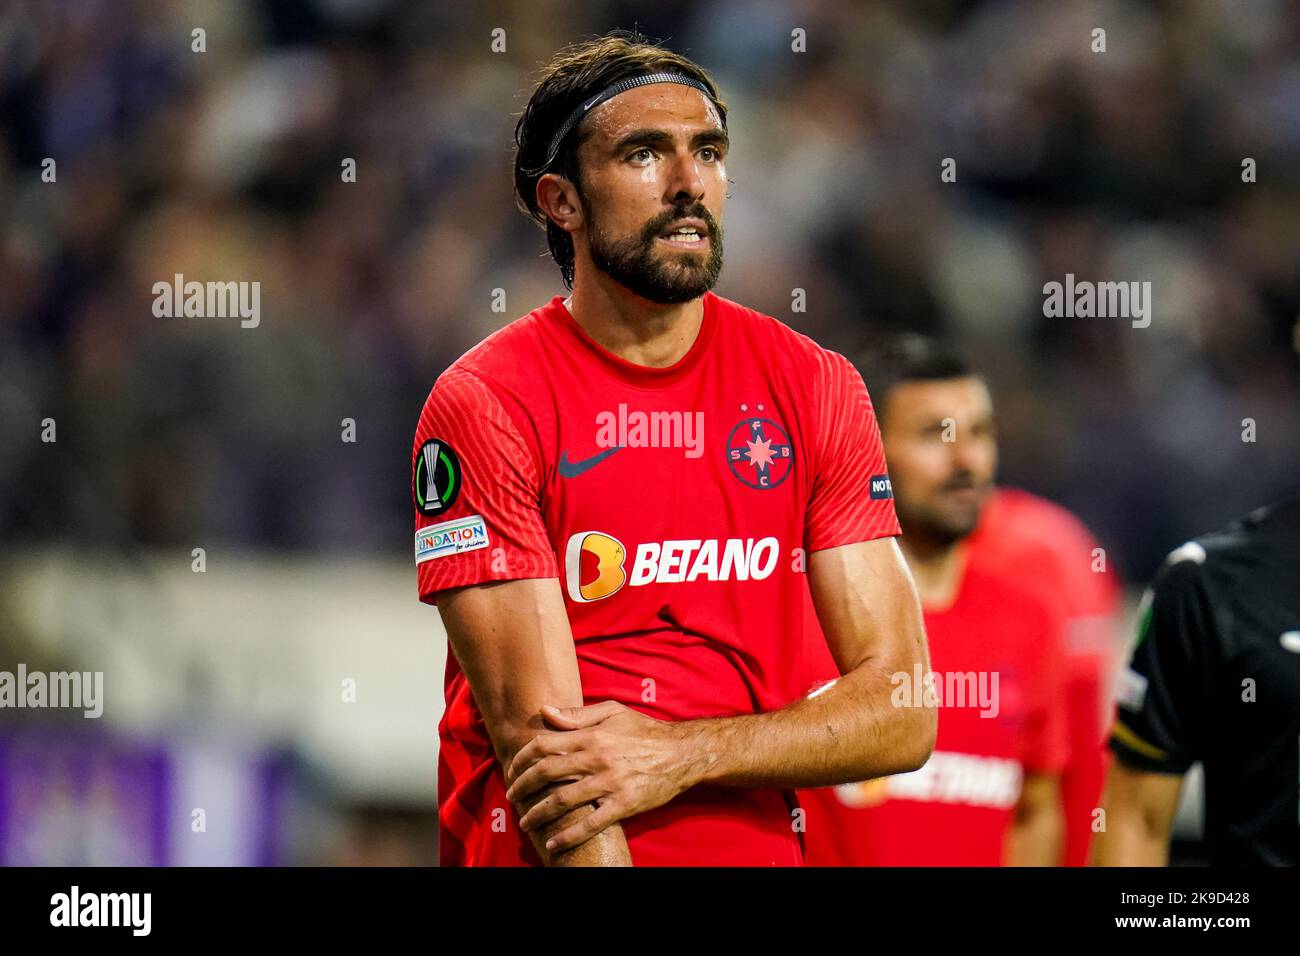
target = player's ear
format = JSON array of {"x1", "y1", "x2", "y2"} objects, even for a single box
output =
[{"x1": 536, "y1": 173, "x2": 584, "y2": 233}]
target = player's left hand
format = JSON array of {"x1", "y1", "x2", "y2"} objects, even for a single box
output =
[{"x1": 505, "y1": 700, "x2": 700, "y2": 851}]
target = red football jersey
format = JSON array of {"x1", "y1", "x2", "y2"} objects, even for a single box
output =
[
  {"x1": 412, "y1": 291, "x2": 900, "y2": 866},
  {"x1": 965, "y1": 487, "x2": 1121, "y2": 866},
  {"x1": 799, "y1": 557, "x2": 1069, "y2": 865}
]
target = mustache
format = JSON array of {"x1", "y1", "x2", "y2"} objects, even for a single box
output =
[
  {"x1": 939, "y1": 472, "x2": 985, "y2": 493},
  {"x1": 644, "y1": 206, "x2": 718, "y2": 238}
]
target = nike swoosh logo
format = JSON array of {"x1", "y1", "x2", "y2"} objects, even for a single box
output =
[{"x1": 558, "y1": 446, "x2": 621, "y2": 478}]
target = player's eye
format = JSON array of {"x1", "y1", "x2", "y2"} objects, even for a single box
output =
[
  {"x1": 628, "y1": 147, "x2": 655, "y2": 164},
  {"x1": 699, "y1": 146, "x2": 721, "y2": 162}
]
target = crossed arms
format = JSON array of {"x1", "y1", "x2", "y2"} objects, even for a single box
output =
[{"x1": 437, "y1": 535, "x2": 936, "y2": 865}]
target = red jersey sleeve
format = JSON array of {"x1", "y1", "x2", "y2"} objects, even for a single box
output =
[
  {"x1": 412, "y1": 366, "x2": 557, "y2": 604},
  {"x1": 805, "y1": 351, "x2": 901, "y2": 551},
  {"x1": 1020, "y1": 594, "x2": 1071, "y2": 774}
]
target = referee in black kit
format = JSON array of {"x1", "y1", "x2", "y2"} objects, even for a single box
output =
[{"x1": 1094, "y1": 495, "x2": 1300, "y2": 866}]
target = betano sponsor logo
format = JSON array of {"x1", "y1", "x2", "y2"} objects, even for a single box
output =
[
  {"x1": 835, "y1": 751, "x2": 1023, "y2": 810},
  {"x1": 565, "y1": 531, "x2": 780, "y2": 603}
]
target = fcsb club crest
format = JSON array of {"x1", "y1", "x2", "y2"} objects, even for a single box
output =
[{"x1": 726, "y1": 415, "x2": 794, "y2": 489}]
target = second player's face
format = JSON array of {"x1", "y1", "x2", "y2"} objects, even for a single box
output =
[
  {"x1": 880, "y1": 377, "x2": 998, "y2": 544},
  {"x1": 575, "y1": 84, "x2": 727, "y2": 303}
]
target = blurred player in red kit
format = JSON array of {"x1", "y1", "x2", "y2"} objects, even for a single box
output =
[
  {"x1": 411, "y1": 32, "x2": 935, "y2": 867},
  {"x1": 967, "y1": 489, "x2": 1121, "y2": 866},
  {"x1": 799, "y1": 337, "x2": 1104, "y2": 865}
]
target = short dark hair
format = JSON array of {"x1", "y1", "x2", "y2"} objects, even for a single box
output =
[
  {"x1": 513, "y1": 30, "x2": 728, "y2": 289},
  {"x1": 856, "y1": 335, "x2": 976, "y2": 417}
]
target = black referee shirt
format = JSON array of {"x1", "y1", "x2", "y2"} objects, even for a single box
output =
[{"x1": 1110, "y1": 495, "x2": 1300, "y2": 865}]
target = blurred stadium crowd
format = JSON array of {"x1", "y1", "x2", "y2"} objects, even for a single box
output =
[
  {"x1": 0, "y1": 0, "x2": 1298, "y2": 866},
  {"x1": 2, "y1": 0, "x2": 1298, "y2": 579}
]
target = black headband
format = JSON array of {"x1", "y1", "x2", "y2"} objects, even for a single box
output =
[{"x1": 522, "y1": 71, "x2": 723, "y2": 178}]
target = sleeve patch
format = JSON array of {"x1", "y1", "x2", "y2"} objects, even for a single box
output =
[
  {"x1": 1115, "y1": 666, "x2": 1149, "y2": 712},
  {"x1": 413, "y1": 438, "x2": 464, "y2": 516},
  {"x1": 416, "y1": 515, "x2": 489, "y2": 564}
]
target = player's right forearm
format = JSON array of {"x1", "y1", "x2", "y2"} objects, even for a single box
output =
[
  {"x1": 501, "y1": 735, "x2": 633, "y2": 866},
  {"x1": 525, "y1": 798, "x2": 633, "y2": 866}
]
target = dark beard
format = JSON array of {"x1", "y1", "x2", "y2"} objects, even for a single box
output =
[
  {"x1": 587, "y1": 207, "x2": 724, "y2": 304},
  {"x1": 903, "y1": 512, "x2": 976, "y2": 548},
  {"x1": 897, "y1": 486, "x2": 989, "y2": 547}
]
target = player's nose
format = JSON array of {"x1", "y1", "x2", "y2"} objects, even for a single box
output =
[
  {"x1": 663, "y1": 149, "x2": 706, "y2": 204},
  {"x1": 948, "y1": 434, "x2": 979, "y2": 470}
]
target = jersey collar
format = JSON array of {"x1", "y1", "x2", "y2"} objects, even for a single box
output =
[{"x1": 549, "y1": 291, "x2": 719, "y2": 389}]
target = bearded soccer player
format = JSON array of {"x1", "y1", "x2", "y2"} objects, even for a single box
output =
[
  {"x1": 411, "y1": 32, "x2": 935, "y2": 867},
  {"x1": 798, "y1": 338, "x2": 1069, "y2": 866}
]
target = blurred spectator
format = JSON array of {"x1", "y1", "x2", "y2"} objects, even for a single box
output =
[{"x1": 1, "y1": 0, "x2": 1297, "y2": 586}]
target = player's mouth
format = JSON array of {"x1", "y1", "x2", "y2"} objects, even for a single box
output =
[
  {"x1": 938, "y1": 477, "x2": 985, "y2": 501},
  {"x1": 940, "y1": 484, "x2": 989, "y2": 510},
  {"x1": 657, "y1": 220, "x2": 709, "y2": 249}
]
